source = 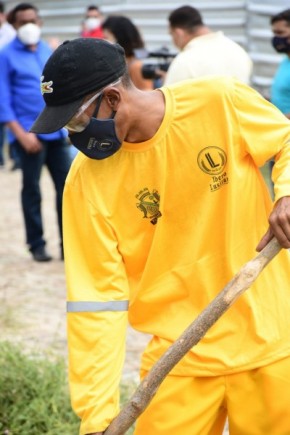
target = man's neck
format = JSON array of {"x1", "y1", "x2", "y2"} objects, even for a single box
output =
[
  {"x1": 125, "y1": 89, "x2": 165, "y2": 143},
  {"x1": 182, "y1": 26, "x2": 212, "y2": 49}
]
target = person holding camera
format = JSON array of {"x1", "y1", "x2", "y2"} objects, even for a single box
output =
[
  {"x1": 164, "y1": 5, "x2": 252, "y2": 85},
  {"x1": 102, "y1": 15, "x2": 154, "y2": 91}
]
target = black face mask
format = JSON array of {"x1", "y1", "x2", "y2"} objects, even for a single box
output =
[
  {"x1": 69, "y1": 94, "x2": 121, "y2": 160},
  {"x1": 272, "y1": 36, "x2": 290, "y2": 53}
]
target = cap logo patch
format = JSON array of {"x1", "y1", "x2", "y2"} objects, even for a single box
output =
[{"x1": 41, "y1": 76, "x2": 53, "y2": 94}]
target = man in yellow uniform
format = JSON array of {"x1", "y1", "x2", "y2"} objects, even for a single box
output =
[{"x1": 31, "y1": 39, "x2": 290, "y2": 435}]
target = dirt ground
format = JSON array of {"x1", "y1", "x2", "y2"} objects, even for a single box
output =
[{"x1": 0, "y1": 163, "x2": 150, "y2": 380}]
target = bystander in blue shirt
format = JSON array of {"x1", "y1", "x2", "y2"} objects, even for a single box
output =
[
  {"x1": 0, "y1": 37, "x2": 67, "y2": 142},
  {"x1": 271, "y1": 57, "x2": 290, "y2": 115},
  {"x1": 0, "y1": 33, "x2": 71, "y2": 262}
]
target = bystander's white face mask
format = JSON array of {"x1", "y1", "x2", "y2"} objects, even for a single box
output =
[
  {"x1": 85, "y1": 17, "x2": 101, "y2": 31},
  {"x1": 17, "y1": 23, "x2": 41, "y2": 45}
]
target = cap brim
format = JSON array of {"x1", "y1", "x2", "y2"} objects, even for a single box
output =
[{"x1": 30, "y1": 97, "x2": 83, "y2": 134}]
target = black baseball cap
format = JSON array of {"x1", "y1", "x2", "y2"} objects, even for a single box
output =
[{"x1": 30, "y1": 38, "x2": 126, "y2": 134}]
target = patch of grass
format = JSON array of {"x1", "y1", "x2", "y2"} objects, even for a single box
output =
[
  {"x1": 0, "y1": 289, "x2": 22, "y2": 332},
  {"x1": 0, "y1": 342, "x2": 80, "y2": 434},
  {"x1": 0, "y1": 306, "x2": 20, "y2": 331},
  {"x1": 0, "y1": 342, "x2": 137, "y2": 434}
]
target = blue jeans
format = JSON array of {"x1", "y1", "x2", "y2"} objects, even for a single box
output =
[
  {"x1": 9, "y1": 140, "x2": 22, "y2": 167},
  {"x1": 0, "y1": 123, "x2": 4, "y2": 165},
  {"x1": 13, "y1": 138, "x2": 72, "y2": 252}
]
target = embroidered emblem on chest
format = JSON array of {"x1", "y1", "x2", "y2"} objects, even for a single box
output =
[
  {"x1": 197, "y1": 146, "x2": 227, "y2": 175},
  {"x1": 136, "y1": 188, "x2": 162, "y2": 225},
  {"x1": 197, "y1": 146, "x2": 229, "y2": 191}
]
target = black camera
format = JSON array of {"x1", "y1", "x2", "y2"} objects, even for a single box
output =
[
  {"x1": 142, "y1": 63, "x2": 170, "y2": 80},
  {"x1": 134, "y1": 47, "x2": 176, "y2": 81}
]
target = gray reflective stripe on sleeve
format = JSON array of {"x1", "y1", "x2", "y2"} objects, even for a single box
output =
[{"x1": 67, "y1": 300, "x2": 129, "y2": 313}]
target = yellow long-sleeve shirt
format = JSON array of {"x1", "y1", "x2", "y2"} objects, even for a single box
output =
[{"x1": 64, "y1": 77, "x2": 290, "y2": 434}]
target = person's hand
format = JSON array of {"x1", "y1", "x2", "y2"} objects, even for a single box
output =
[
  {"x1": 86, "y1": 432, "x2": 104, "y2": 435},
  {"x1": 7, "y1": 121, "x2": 43, "y2": 154},
  {"x1": 155, "y1": 68, "x2": 167, "y2": 85},
  {"x1": 256, "y1": 196, "x2": 290, "y2": 251},
  {"x1": 20, "y1": 132, "x2": 42, "y2": 153}
]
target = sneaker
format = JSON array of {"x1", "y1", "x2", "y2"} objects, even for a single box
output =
[{"x1": 31, "y1": 245, "x2": 52, "y2": 262}]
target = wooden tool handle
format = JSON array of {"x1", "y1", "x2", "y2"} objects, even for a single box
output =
[{"x1": 104, "y1": 237, "x2": 282, "y2": 435}]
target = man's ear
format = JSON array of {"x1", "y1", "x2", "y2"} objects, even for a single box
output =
[
  {"x1": 104, "y1": 88, "x2": 120, "y2": 111},
  {"x1": 175, "y1": 27, "x2": 185, "y2": 38},
  {"x1": 171, "y1": 27, "x2": 187, "y2": 49}
]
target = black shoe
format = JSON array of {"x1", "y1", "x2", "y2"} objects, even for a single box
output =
[
  {"x1": 10, "y1": 161, "x2": 21, "y2": 171},
  {"x1": 31, "y1": 246, "x2": 52, "y2": 262}
]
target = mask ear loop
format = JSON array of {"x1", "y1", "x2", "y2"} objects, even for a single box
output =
[
  {"x1": 92, "y1": 93, "x2": 117, "y2": 119},
  {"x1": 92, "y1": 93, "x2": 103, "y2": 118}
]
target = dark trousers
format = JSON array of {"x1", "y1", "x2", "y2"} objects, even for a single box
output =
[
  {"x1": 0, "y1": 123, "x2": 4, "y2": 165},
  {"x1": 13, "y1": 138, "x2": 72, "y2": 251},
  {"x1": 0, "y1": 123, "x2": 21, "y2": 167},
  {"x1": 9, "y1": 140, "x2": 22, "y2": 167}
]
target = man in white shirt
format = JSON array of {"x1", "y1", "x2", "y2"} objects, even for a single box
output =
[{"x1": 165, "y1": 5, "x2": 252, "y2": 86}]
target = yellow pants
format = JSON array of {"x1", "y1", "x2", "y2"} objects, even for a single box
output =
[{"x1": 135, "y1": 356, "x2": 290, "y2": 435}]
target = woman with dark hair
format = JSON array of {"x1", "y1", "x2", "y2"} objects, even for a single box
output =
[{"x1": 102, "y1": 15, "x2": 154, "y2": 90}]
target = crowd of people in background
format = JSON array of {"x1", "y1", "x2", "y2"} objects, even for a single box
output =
[{"x1": 0, "y1": 1, "x2": 289, "y2": 263}]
